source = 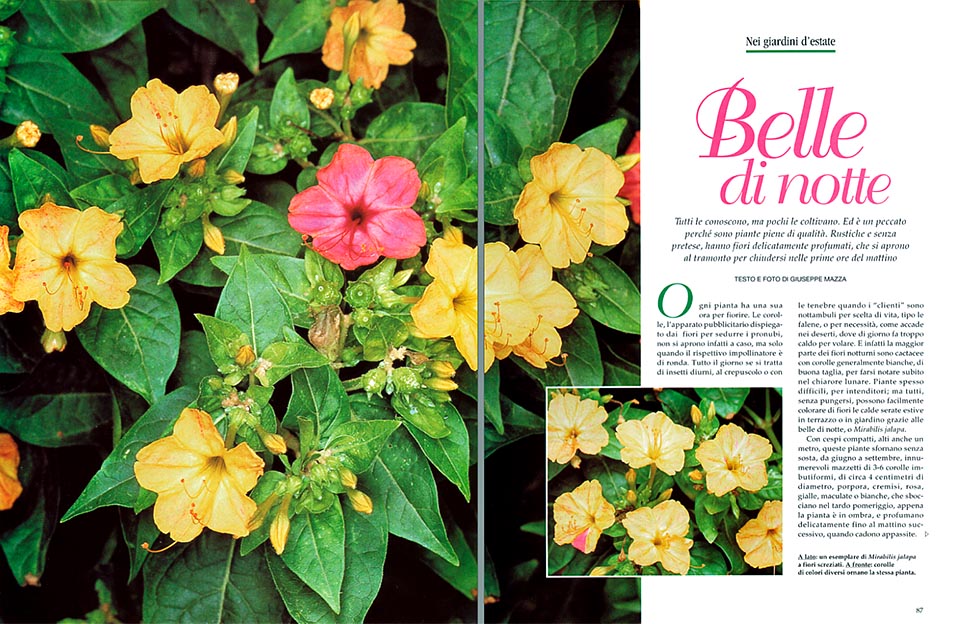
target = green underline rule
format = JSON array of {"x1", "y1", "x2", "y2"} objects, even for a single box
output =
[{"x1": 746, "y1": 49, "x2": 836, "y2": 54}]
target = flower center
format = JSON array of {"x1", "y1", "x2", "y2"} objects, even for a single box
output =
[
  {"x1": 725, "y1": 455, "x2": 742, "y2": 472},
  {"x1": 349, "y1": 206, "x2": 365, "y2": 225}
]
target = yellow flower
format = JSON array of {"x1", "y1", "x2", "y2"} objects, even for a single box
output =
[
  {"x1": 514, "y1": 143, "x2": 629, "y2": 268},
  {"x1": 133, "y1": 408, "x2": 265, "y2": 542},
  {"x1": 492, "y1": 244, "x2": 578, "y2": 368},
  {"x1": 12, "y1": 203, "x2": 136, "y2": 332},
  {"x1": 616, "y1": 411, "x2": 695, "y2": 476},
  {"x1": 552, "y1": 480, "x2": 615, "y2": 554},
  {"x1": 736, "y1": 500, "x2": 783, "y2": 569},
  {"x1": 0, "y1": 225, "x2": 24, "y2": 316},
  {"x1": 322, "y1": 0, "x2": 416, "y2": 89},
  {"x1": 623, "y1": 500, "x2": 693, "y2": 574},
  {"x1": 482, "y1": 242, "x2": 537, "y2": 369},
  {"x1": 695, "y1": 423, "x2": 773, "y2": 496},
  {"x1": 411, "y1": 229, "x2": 479, "y2": 369},
  {"x1": 109, "y1": 79, "x2": 225, "y2": 184},
  {"x1": 0, "y1": 433, "x2": 23, "y2": 511},
  {"x1": 547, "y1": 393, "x2": 609, "y2": 464}
]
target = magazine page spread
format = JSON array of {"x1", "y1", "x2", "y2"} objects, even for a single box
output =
[{"x1": 642, "y1": 0, "x2": 954, "y2": 620}]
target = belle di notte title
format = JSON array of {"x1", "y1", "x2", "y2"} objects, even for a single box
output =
[{"x1": 697, "y1": 78, "x2": 890, "y2": 206}]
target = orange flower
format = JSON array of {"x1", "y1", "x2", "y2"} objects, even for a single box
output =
[
  {"x1": 0, "y1": 225, "x2": 24, "y2": 316},
  {"x1": 736, "y1": 500, "x2": 783, "y2": 568},
  {"x1": 623, "y1": 500, "x2": 693, "y2": 574},
  {"x1": 546, "y1": 393, "x2": 609, "y2": 465},
  {"x1": 109, "y1": 79, "x2": 225, "y2": 183},
  {"x1": 695, "y1": 423, "x2": 772, "y2": 496},
  {"x1": 553, "y1": 480, "x2": 615, "y2": 554},
  {"x1": 134, "y1": 408, "x2": 264, "y2": 542},
  {"x1": 322, "y1": 0, "x2": 417, "y2": 89},
  {"x1": 0, "y1": 433, "x2": 23, "y2": 511},
  {"x1": 616, "y1": 411, "x2": 694, "y2": 476},
  {"x1": 12, "y1": 203, "x2": 136, "y2": 332},
  {"x1": 514, "y1": 143, "x2": 629, "y2": 268}
]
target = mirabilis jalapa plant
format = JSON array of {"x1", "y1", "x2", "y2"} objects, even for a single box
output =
[{"x1": 0, "y1": 1, "x2": 481, "y2": 621}]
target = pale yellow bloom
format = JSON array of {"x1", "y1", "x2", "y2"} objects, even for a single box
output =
[
  {"x1": 12, "y1": 203, "x2": 136, "y2": 332},
  {"x1": 134, "y1": 408, "x2": 264, "y2": 542},
  {"x1": 322, "y1": 0, "x2": 416, "y2": 89},
  {"x1": 736, "y1": 500, "x2": 783, "y2": 568},
  {"x1": 553, "y1": 480, "x2": 615, "y2": 554},
  {"x1": 310, "y1": 87, "x2": 335, "y2": 110},
  {"x1": 547, "y1": 393, "x2": 609, "y2": 464},
  {"x1": 616, "y1": 411, "x2": 694, "y2": 476},
  {"x1": 623, "y1": 499, "x2": 693, "y2": 574},
  {"x1": 695, "y1": 423, "x2": 772, "y2": 496},
  {"x1": 109, "y1": 79, "x2": 225, "y2": 183},
  {"x1": 514, "y1": 143, "x2": 629, "y2": 268},
  {"x1": 0, "y1": 225, "x2": 24, "y2": 316}
]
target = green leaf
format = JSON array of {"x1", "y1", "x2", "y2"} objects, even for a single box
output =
[
  {"x1": 211, "y1": 253, "x2": 312, "y2": 328},
  {"x1": 195, "y1": 314, "x2": 251, "y2": 373},
  {"x1": 484, "y1": 399, "x2": 543, "y2": 458},
  {"x1": 216, "y1": 245, "x2": 293, "y2": 353},
  {"x1": 270, "y1": 67, "x2": 310, "y2": 130},
  {"x1": 88, "y1": 23, "x2": 149, "y2": 118},
  {"x1": 75, "y1": 265, "x2": 180, "y2": 404},
  {"x1": 267, "y1": 501, "x2": 387, "y2": 624},
  {"x1": 61, "y1": 387, "x2": 196, "y2": 521},
  {"x1": 219, "y1": 201, "x2": 303, "y2": 256},
  {"x1": 363, "y1": 102, "x2": 447, "y2": 161},
  {"x1": 120, "y1": 508, "x2": 160, "y2": 583},
  {"x1": 143, "y1": 534, "x2": 286, "y2": 623},
  {"x1": 420, "y1": 518, "x2": 477, "y2": 600},
  {"x1": 281, "y1": 500, "x2": 345, "y2": 614},
  {"x1": 483, "y1": 164, "x2": 522, "y2": 226},
  {"x1": 171, "y1": 330, "x2": 219, "y2": 391},
  {"x1": 484, "y1": 0, "x2": 621, "y2": 152},
  {"x1": 324, "y1": 419, "x2": 401, "y2": 474},
  {"x1": 18, "y1": 0, "x2": 164, "y2": 53},
  {"x1": 417, "y1": 117, "x2": 477, "y2": 221},
  {"x1": 687, "y1": 542, "x2": 729, "y2": 575},
  {"x1": 283, "y1": 367, "x2": 350, "y2": 440},
  {"x1": 215, "y1": 107, "x2": 259, "y2": 175},
  {"x1": 694, "y1": 493, "x2": 720, "y2": 543},
  {"x1": 0, "y1": 358, "x2": 112, "y2": 447},
  {"x1": 438, "y1": 0, "x2": 478, "y2": 166},
  {"x1": 0, "y1": 313, "x2": 45, "y2": 374},
  {"x1": 572, "y1": 118, "x2": 627, "y2": 156},
  {"x1": 165, "y1": 0, "x2": 260, "y2": 73},
  {"x1": 352, "y1": 315, "x2": 408, "y2": 362},
  {"x1": 404, "y1": 403, "x2": 471, "y2": 501},
  {"x1": 9, "y1": 148, "x2": 74, "y2": 212},
  {"x1": 152, "y1": 219, "x2": 204, "y2": 283},
  {"x1": 49, "y1": 117, "x2": 128, "y2": 179},
  {"x1": 262, "y1": 0, "x2": 332, "y2": 63},
  {"x1": 562, "y1": 313, "x2": 604, "y2": 385},
  {"x1": 559, "y1": 255, "x2": 640, "y2": 335},
  {"x1": 365, "y1": 427, "x2": 458, "y2": 564},
  {"x1": 695, "y1": 387, "x2": 751, "y2": 417},
  {"x1": 70, "y1": 174, "x2": 133, "y2": 209},
  {"x1": 259, "y1": 339, "x2": 328, "y2": 386},
  {"x1": 0, "y1": 46, "x2": 116, "y2": 129},
  {"x1": 105, "y1": 180, "x2": 172, "y2": 258},
  {"x1": 0, "y1": 446, "x2": 58, "y2": 585}
]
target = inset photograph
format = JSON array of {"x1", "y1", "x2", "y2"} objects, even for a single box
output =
[{"x1": 547, "y1": 387, "x2": 783, "y2": 576}]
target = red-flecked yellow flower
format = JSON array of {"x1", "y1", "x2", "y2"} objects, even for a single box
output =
[
  {"x1": 553, "y1": 480, "x2": 615, "y2": 554},
  {"x1": 492, "y1": 244, "x2": 578, "y2": 368},
  {"x1": 322, "y1": 0, "x2": 416, "y2": 89},
  {"x1": 0, "y1": 433, "x2": 23, "y2": 511},
  {"x1": 514, "y1": 142, "x2": 629, "y2": 268},
  {"x1": 695, "y1": 423, "x2": 773, "y2": 496},
  {"x1": 736, "y1": 500, "x2": 783, "y2": 568},
  {"x1": 411, "y1": 228, "x2": 479, "y2": 370},
  {"x1": 12, "y1": 203, "x2": 136, "y2": 332},
  {"x1": 616, "y1": 411, "x2": 694, "y2": 476},
  {"x1": 0, "y1": 225, "x2": 24, "y2": 316},
  {"x1": 547, "y1": 393, "x2": 609, "y2": 465},
  {"x1": 109, "y1": 79, "x2": 225, "y2": 184},
  {"x1": 134, "y1": 408, "x2": 264, "y2": 542},
  {"x1": 623, "y1": 499, "x2": 693, "y2": 574}
]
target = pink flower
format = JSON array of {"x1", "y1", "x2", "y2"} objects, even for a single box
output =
[
  {"x1": 619, "y1": 131, "x2": 640, "y2": 225},
  {"x1": 288, "y1": 143, "x2": 425, "y2": 270}
]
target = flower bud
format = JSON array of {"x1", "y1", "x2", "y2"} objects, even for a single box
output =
[
  {"x1": 185, "y1": 158, "x2": 207, "y2": 178},
  {"x1": 14, "y1": 121, "x2": 40, "y2": 148},
  {"x1": 214, "y1": 72, "x2": 239, "y2": 97},
  {"x1": 361, "y1": 367, "x2": 387, "y2": 395},
  {"x1": 269, "y1": 507, "x2": 291, "y2": 555},
  {"x1": 389, "y1": 268, "x2": 415, "y2": 289},
  {"x1": 391, "y1": 367, "x2": 422, "y2": 393},
  {"x1": 202, "y1": 214, "x2": 225, "y2": 255},
  {"x1": 589, "y1": 565, "x2": 616, "y2": 577},
  {"x1": 41, "y1": 329, "x2": 67, "y2": 353},
  {"x1": 423, "y1": 377, "x2": 457, "y2": 392},
  {"x1": 427, "y1": 360, "x2": 456, "y2": 378},
  {"x1": 310, "y1": 87, "x2": 335, "y2": 111},
  {"x1": 625, "y1": 468, "x2": 636, "y2": 487},
  {"x1": 691, "y1": 405, "x2": 702, "y2": 426},
  {"x1": 222, "y1": 169, "x2": 245, "y2": 185},
  {"x1": 247, "y1": 492, "x2": 279, "y2": 531},
  {"x1": 347, "y1": 488, "x2": 373, "y2": 514},
  {"x1": 615, "y1": 152, "x2": 640, "y2": 172},
  {"x1": 308, "y1": 306, "x2": 344, "y2": 361},
  {"x1": 234, "y1": 344, "x2": 256, "y2": 367},
  {"x1": 89, "y1": 124, "x2": 111, "y2": 148},
  {"x1": 339, "y1": 466, "x2": 357, "y2": 489},
  {"x1": 261, "y1": 431, "x2": 287, "y2": 455},
  {"x1": 689, "y1": 469, "x2": 703, "y2": 482},
  {"x1": 625, "y1": 490, "x2": 637, "y2": 505},
  {"x1": 220, "y1": 116, "x2": 238, "y2": 147}
]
